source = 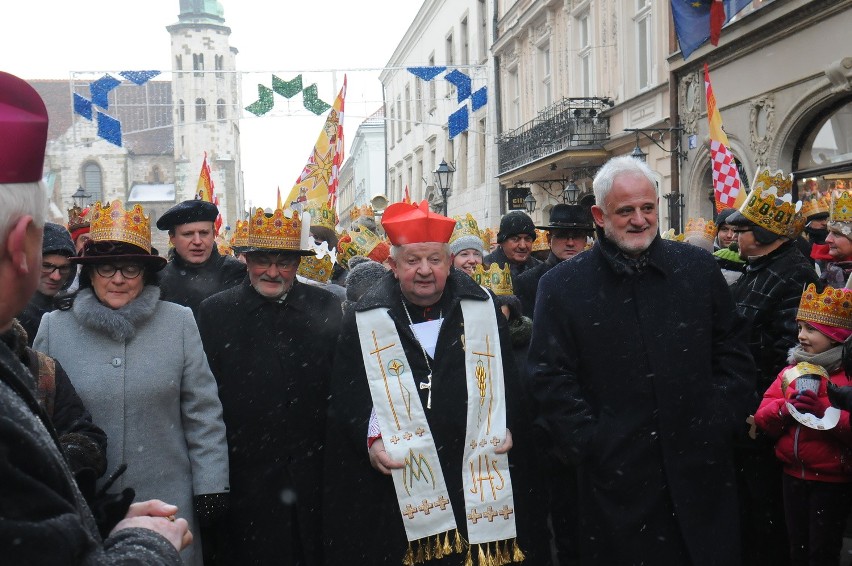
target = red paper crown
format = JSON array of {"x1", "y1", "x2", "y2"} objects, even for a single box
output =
[
  {"x1": 0, "y1": 72, "x2": 48, "y2": 183},
  {"x1": 381, "y1": 200, "x2": 456, "y2": 246}
]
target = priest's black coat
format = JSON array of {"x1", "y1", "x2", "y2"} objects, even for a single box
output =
[{"x1": 322, "y1": 269, "x2": 550, "y2": 565}]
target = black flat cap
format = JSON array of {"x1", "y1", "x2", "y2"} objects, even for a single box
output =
[{"x1": 156, "y1": 199, "x2": 219, "y2": 231}]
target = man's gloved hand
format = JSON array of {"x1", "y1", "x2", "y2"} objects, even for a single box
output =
[
  {"x1": 792, "y1": 389, "x2": 829, "y2": 418},
  {"x1": 75, "y1": 465, "x2": 135, "y2": 538},
  {"x1": 194, "y1": 492, "x2": 230, "y2": 527},
  {"x1": 827, "y1": 381, "x2": 852, "y2": 412}
]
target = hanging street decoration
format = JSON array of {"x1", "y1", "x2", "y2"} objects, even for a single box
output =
[
  {"x1": 72, "y1": 70, "x2": 161, "y2": 147},
  {"x1": 245, "y1": 74, "x2": 332, "y2": 117},
  {"x1": 406, "y1": 66, "x2": 487, "y2": 139}
]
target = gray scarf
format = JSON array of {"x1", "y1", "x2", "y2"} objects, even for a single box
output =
[
  {"x1": 788, "y1": 343, "x2": 844, "y2": 374},
  {"x1": 72, "y1": 286, "x2": 160, "y2": 341}
]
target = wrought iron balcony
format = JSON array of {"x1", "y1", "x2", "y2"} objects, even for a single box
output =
[{"x1": 497, "y1": 97, "x2": 613, "y2": 174}]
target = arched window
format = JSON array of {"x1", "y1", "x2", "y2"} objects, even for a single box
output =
[
  {"x1": 175, "y1": 55, "x2": 182, "y2": 71},
  {"x1": 794, "y1": 95, "x2": 852, "y2": 199},
  {"x1": 83, "y1": 162, "x2": 103, "y2": 203},
  {"x1": 217, "y1": 99, "x2": 227, "y2": 120},
  {"x1": 215, "y1": 55, "x2": 224, "y2": 78},
  {"x1": 178, "y1": 99, "x2": 185, "y2": 123},
  {"x1": 195, "y1": 98, "x2": 206, "y2": 122}
]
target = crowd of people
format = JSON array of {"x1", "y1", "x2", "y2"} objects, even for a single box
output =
[{"x1": 6, "y1": 70, "x2": 852, "y2": 566}]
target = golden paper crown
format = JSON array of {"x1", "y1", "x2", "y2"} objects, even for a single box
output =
[
  {"x1": 230, "y1": 219, "x2": 250, "y2": 249},
  {"x1": 660, "y1": 228, "x2": 684, "y2": 242},
  {"x1": 67, "y1": 204, "x2": 90, "y2": 231},
  {"x1": 216, "y1": 234, "x2": 233, "y2": 257},
  {"x1": 336, "y1": 227, "x2": 384, "y2": 268},
  {"x1": 684, "y1": 218, "x2": 717, "y2": 244},
  {"x1": 752, "y1": 168, "x2": 794, "y2": 197},
  {"x1": 481, "y1": 227, "x2": 496, "y2": 249},
  {"x1": 297, "y1": 253, "x2": 334, "y2": 283},
  {"x1": 829, "y1": 191, "x2": 852, "y2": 224},
  {"x1": 350, "y1": 204, "x2": 375, "y2": 222},
  {"x1": 449, "y1": 213, "x2": 482, "y2": 244},
  {"x1": 247, "y1": 207, "x2": 303, "y2": 251},
  {"x1": 738, "y1": 183, "x2": 801, "y2": 237},
  {"x1": 307, "y1": 200, "x2": 339, "y2": 232},
  {"x1": 471, "y1": 263, "x2": 513, "y2": 296},
  {"x1": 532, "y1": 229, "x2": 550, "y2": 252},
  {"x1": 797, "y1": 283, "x2": 852, "y2": 330},
  {"x1": 800, "y1": 194, "x2": 830, "y2": 220},
  {"x1": 90, "y1": 201, "x2": 153, "y2": 253}
]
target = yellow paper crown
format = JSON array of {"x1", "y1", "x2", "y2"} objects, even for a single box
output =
[
  {"x1": 532, "y1": 228, "x2": 550, "y2": 252},
  {"x1": 752, "y1": 168, "x2": 794, "y2": 197},
  {"x1": 336, "y1": 227, "x2": 384, "y2": 268},
  {"x1": 247, "y1": 207, "x2": 303, "y2": 251},
  {"x1": 297, "y1": 254, "x2": 334, "y2": 283},
  {"x1": 449, "y1": 213, "x2": 482, "y2": 244},
  {"x1": 738, "y1": 183, "x2": 801, "y2": 237},
  {"x1": 481, "y1": 227, "x2": 496, "y2": 250},
  {"x1": 216, "y1": 233, "x2": 233, "y2": 257},
  {"x1": 90, "y1": 201, "x2": 153, "y2": 253},
  {"x1": 307, "y1": 200, "x2": 339, "y2": 232},
  {"x1": 684, "y1": 218, "x2": 717, "y2": 244},
  {"x1": 230, "y1": 219, "x2": 250, "y2": 249},
  {"x1": 800, "y1": 194, "x2": 830, "y2": 219},
  {"x1": 829, "y1": 191, "x2": 852, "y2": 224},
  {"x1": 471, "y1": 263, "x2": 513, "y2": 296},
  {"x1": 797, "y1": 283, "x2": 852, "y2": 330},
  {"x1": 350, "y1": 204, "x2": 375, "y2": 222}
]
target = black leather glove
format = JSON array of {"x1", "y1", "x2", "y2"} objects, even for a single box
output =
[
  {"x1": 75, "y1": 464, "x2": 135, "y2": 538},
  {"x1": 194, "y1": 492, "x2": 230, "y2": 527},
  {"x1": 827, "y1": 381, "x2": 852, "y2": 412}
]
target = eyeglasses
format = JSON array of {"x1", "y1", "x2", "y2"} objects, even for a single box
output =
[
  {"x1": 41, "y1": 262, "x2": 73, "y2": 276},
  {"x1": 94, "y1": 264, "x2": 144, "y2": 279},
  {"x1": 250, "y1": 256, "x2": 300, "y2": 270}
]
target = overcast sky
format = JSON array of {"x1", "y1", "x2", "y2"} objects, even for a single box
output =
[{"x1": 2, "y1": 1, "x2": 423, "y2": 208}]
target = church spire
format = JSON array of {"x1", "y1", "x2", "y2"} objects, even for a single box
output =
[{"x1": 177, "y1": 0, "x2": 225, "y2": 24}]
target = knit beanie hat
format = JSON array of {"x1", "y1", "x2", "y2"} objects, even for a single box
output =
[
  {"x1": 450, "y1": 235, "x2": 485, "y2": 256},
  {"x1": 345, "y1": 259, "x2": 388, "y2": 302},
  {"x1": 43, "y1": 222, "x2": 76, "y2": 256},
  {"x1": 496, "y1": 211, "x2": 536, "y2": 243}
]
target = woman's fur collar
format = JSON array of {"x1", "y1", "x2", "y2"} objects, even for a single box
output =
[{"x1": 72, "y1": 286, "x2": 160, "y2": 341}]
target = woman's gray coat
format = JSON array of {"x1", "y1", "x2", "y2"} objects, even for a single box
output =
[{"x1": 34, "y1": 286, "x2": 229, "y2": 566}]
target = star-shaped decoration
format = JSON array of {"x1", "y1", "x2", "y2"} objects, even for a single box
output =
[{"x1": 301, "y1": 147, "x2": 335, "y2": 189}]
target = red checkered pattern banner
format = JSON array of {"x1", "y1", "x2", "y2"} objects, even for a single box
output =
[{"x1": 705, "y1": 64, "x2": 744, "y2": 213}]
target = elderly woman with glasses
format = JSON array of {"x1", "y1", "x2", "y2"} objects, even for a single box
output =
[{"x1": 34, "y1": 201, "x2": 229, "y2": 566}]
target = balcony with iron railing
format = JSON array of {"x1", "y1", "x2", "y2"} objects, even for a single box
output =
[{"x1": 497, "y1": 97, "x2": 614, "y2": 175}]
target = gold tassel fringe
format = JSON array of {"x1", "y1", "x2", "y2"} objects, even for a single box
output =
[
  {"x1": 477, "y1": 544, "x2": 487, "y2": 566},
  {"x1": 454, "y1": 529, "x2": 466, "y2": 553},
  {"x1": 414, "y1": 539, "x2": 424, "y2": 564},
  {"x1": 424, "y1": 536, "x2": 433, "y2": 561},
  {"x1": 464, "y1": 546, "x2": 473, "y2": 566},
  {"x1": 512, "y1": 539, "x2": 525, "y2": 562},
  {"x1": 443, "y1": 531, "x2": 452, "y2": 556},
  {"x1": 402, "y1": 542, "x2": 414, "y2": 566}
]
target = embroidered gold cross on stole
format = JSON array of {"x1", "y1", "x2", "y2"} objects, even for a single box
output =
[{"x1": 419, "y1": 374, "x2": 433, "y2": 409}]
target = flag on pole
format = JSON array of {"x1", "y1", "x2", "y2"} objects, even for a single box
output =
[
  {"x1": 277, "y1": 186, "x2": 283, "y2": 210},
  {"x1": 671, "y1": 0, "x2": 751, "y2": 60},
  {"x1": 195, "y1": 151, "x2": 223, "y2": 234},
  {"x1": 285, "y1": 76, "x2": 347, "y2": 211},
  {"x1": 705, "y1": 64, "x2": 745, "y2": 213},
  {"x1": 403, "y1": 185, "x2": 411, "y2": 204}
]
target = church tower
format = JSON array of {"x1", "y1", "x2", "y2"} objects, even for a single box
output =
[{"x1": 167, "y1": 0, "x2": 244, "y2": 226}]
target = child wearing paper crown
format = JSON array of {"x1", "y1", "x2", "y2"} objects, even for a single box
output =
[{"x1": 754, "y1": 283, "x2": 852, "y2": 566}]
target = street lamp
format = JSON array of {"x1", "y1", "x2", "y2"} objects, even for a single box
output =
[
  {"x1": 563, "y1": 180, "x2": 581, "y2": 204},
  {"x1": 433, "y1": 159, "x2": 455, "y2": 216},
  {"x1": 523, "y1": 190, "x2": 537, "y2": 214},
  {"x1": 71, "y1": 185, "x2": 91, "y2": 208}
]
